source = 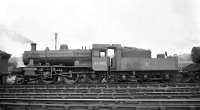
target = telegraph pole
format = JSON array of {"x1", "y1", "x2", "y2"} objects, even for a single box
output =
[{"x1": 55, "y1": 33, "x2": 58, "y2": 50}]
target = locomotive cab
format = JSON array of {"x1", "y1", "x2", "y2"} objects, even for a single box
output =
[
  {"x1": 92, "y1": 45, "x2": 109, "y2": 71},
  {"x1": 91, "y1": 44, "x2": 122, "y2": 71}
]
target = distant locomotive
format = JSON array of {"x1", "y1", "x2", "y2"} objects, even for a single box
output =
[
  {"x1": 182, "y1": 47, "x2": 200, "y2": 82},
  {"x1": 9, "y1": 43, "x2": 198, "y2": 84}
]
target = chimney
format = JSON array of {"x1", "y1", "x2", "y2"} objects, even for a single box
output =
[{"x1": 31, "y1": 43, "x2": 36, "y2": 51}]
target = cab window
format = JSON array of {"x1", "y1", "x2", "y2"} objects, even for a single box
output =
[
  {"x1": 93, "y1": 50, "x2": 99, "y2": 57},
  {"x1": 100, "y1": 51, "x2": 106, "y2": 57}
]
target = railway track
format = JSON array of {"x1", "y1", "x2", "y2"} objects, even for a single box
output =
[{"x1": 0, "y1": 83, "x2": 200, "y2": 110}]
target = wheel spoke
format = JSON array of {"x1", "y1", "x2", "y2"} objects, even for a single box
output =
[
  {"x1": 42, "y1": 76, "x2": 58, "y2": 84},
  {"x1": 62, "y1": 73, "x2": 79, "y2": 84}
]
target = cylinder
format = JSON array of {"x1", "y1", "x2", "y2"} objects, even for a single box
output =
[{"x1": 31, "y1": 43, "x2": 36, "y2": 51}]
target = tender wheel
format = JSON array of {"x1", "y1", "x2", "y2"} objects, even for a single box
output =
[
  {"x1": 87, "y1": 73, "x2": 98, "y2": 83},
  {"x1": 181, "y1": 72, "x2": 193, "y2": 83},
  {"x1": 62, "y1": 71, "x2": 79, "y2": 84},
  {"x1": 194, "y1": 72, "x2": 200, "y2": 83},
  {"x1": 174, "y1": 73, "x2": 183, "y2": 83}
]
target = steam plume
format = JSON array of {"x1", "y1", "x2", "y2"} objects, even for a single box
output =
[{"x1": 0, "y1": 25, "x2": 33, "y2": 44}]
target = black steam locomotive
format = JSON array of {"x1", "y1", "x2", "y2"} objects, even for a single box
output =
[{"x1": 9, "y1": 43, "x2": 199, "y2": 84}]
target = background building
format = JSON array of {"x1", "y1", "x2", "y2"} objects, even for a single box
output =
[{"x1": 0, "y1": 50, "x2": 11, "y2": 84}]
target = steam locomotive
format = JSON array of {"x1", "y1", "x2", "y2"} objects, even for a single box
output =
[{"x1": 10, "y1": 43, "x2": 199, "y2": 84}]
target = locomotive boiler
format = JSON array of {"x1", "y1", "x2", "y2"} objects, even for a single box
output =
[{"x1": 10, "y1": 43, "x2": 189, "y2": 84}]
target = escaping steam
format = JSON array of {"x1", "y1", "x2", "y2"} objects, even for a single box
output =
[
  {"x1": 0, "y1": 25, "x2": 33, "y2": 44},
  {"x1": 0, "y1": 24, "x2": 33, "y2": 57}
]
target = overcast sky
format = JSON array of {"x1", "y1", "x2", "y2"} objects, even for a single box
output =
[{"x1": 0, "y1": 0, "x2": 200, "y2": 57}]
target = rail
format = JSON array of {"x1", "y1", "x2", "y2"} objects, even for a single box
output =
[{"x1": 0, "y1": 83, "x2": 200, "y2": 110}]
